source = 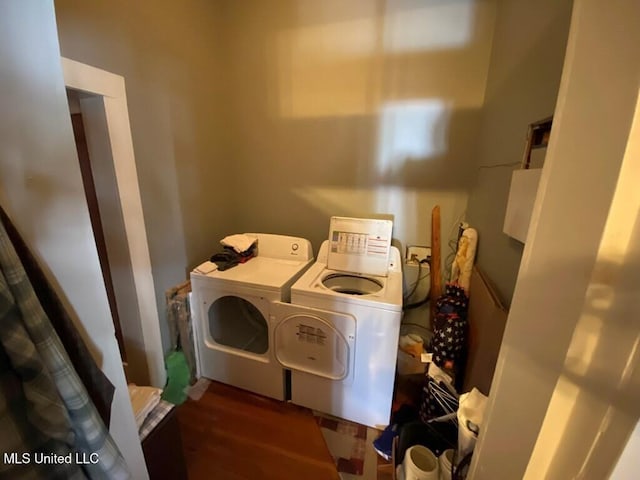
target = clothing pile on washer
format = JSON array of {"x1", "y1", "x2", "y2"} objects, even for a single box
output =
[{"x1": 190, "y1": 217, "x2": 403, "y2": 428}]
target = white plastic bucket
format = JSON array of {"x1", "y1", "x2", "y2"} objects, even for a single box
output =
[
  {"x1": 439, "y1": 449, "x2": 454, "y2": 480},
  {"x1": 403, "y1": 445, "x2": 439, "y2": 480}
]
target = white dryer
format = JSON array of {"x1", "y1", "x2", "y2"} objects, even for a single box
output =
[
  {"x1": 190, "y1": 233, "x2": 313, "y2": 400},
  {"x1": 273, "y1": 217, "x2": 403, "y2": 428}
]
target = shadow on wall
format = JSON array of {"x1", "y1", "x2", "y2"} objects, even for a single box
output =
[
  {"x1": 465, "y1": 3, "x2": 574, "y2": 306},
  {"x1": 53, "y1": 0, "x2": 498, "y2": 358},
  {"x1": 223, "y1": 0, "x2": 497, "y2": 250}
]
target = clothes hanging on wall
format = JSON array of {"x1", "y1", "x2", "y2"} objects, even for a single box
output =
[
  {"x1": 0, "y1": 206, "x2": 115, "y2": 426},
  {"x1": 0, "y1": 209, "x2": 129, "y2": 479}
]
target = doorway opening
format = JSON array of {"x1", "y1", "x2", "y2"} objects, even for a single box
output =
[
  {"x1": 62, "y1": 58, "x2": 165, "y2": 388},
  {"x1": 68, "y1": 94, "x2": 126, "y2": 362}
]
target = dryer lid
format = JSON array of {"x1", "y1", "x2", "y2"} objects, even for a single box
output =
[{"x1": 326, "y1": 217, "x2": 393, "y2": 277}]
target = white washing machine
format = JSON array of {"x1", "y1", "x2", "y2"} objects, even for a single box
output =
[
  {"x1": 272, "y1": 217, "x2": 403, "y2": 428},
  {"x1": 190, "y1": 233, "x2": 313, "y2": 400}
]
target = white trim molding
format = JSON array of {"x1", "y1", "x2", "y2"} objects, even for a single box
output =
[{"x1": 62, "y1": 57, "x2": 165, "y2": 388}]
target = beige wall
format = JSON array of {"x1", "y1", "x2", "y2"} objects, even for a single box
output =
[
  {"x1": 55, "y1": 0, "x2": 499, "y2": 345},
  {"x1": 221, "y1": 0, "x2": 497, "y2": 251},
  {"x1": 0, "y1": 1, "x2": 147, "y2": 477},
  {"x1": 55, "y1": 0, "x2": 233, "y2": 351},
  {"x1": 466, "y1": 0, "x2": 573, "y2": 305}
]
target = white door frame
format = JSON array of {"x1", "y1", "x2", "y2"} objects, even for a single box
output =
[
  {"x1": 61, "y1": 57, "x2": 165, "y2": 388},
  {"x1": 468, "y1": 1, "x2": 640, "y2": 478}
]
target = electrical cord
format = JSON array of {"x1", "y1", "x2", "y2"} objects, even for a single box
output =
[
  {"x1": 403, "y1": 212, "x2": 465, "y2": 310},
  {"x1": 444, "y1": 238, "x2": 458, "y2": 282},
  {"x1": 403, "y1": 289, "x2": 431, "y2": 310},
  {"x1": 404, "y1": 259, "x2": 430, "y2": 301},
  {"x1": 443, "y1": 211, "x2": 466, "y2": 282},
  {"x1": 404, "y1": 260, "x2": 422, "y2": 300},
  {"x1": 403, "y1": 259, "x2": 431, "y2": 310}
]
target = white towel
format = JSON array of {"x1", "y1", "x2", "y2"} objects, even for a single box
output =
[
  {"x1": 128, "y1": 384, "x2": 162, "y2": 429},
  {"x1": 220, "y1": 234, "x2": 257, "y2": 253},
  {"x1": 194, "y1": 260, "x2": 217, "y2": 274}
]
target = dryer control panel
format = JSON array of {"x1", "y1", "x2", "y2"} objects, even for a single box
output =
[{"x1": 244, "y1": 233, "x2": 313, "y2": 261}]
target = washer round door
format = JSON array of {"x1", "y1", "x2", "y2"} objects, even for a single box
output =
[
  {"x1": 206, "y1": 295, "x2": 269, "y2": 355},
  {"x1": 274, "y1": 305, "x2": 356, "y2": 380}
]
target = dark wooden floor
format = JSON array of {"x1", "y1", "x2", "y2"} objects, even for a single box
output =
[{"x1": 177, "y1": 381, "x2": 340, "y2": 480}]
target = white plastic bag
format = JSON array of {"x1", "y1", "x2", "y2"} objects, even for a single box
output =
[{"x1": 457, "y1": 387, "x2": 488, "y2": 460}]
